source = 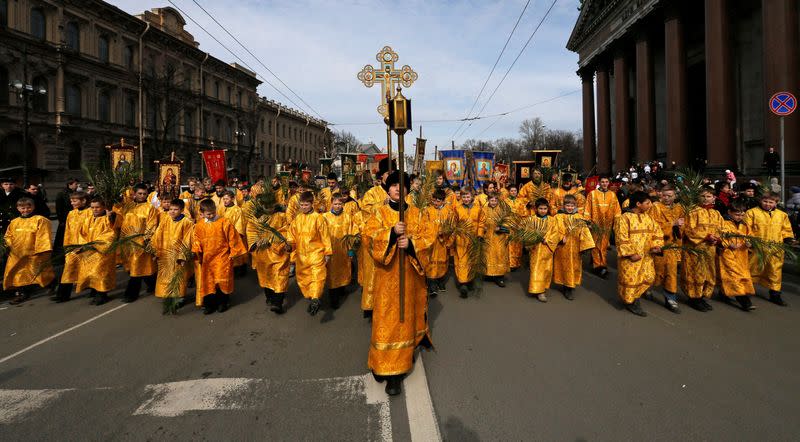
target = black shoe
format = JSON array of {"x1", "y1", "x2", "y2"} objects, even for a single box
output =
[
  {"x1": 330, "y1": 289, "x2": 341, "y2": 310},
  {"x1": 428, "y1": 290, "x2": 438, "y2": 298},
  {"x1": 735, "y1": 296, "x2": 755, "y2": 311},
  {"x1": 458, "y1": 284, "x2": 468, "y2": 298},
  {"x1": 217, "y1": 298, "x2": 229, "y2": 313},
  {"x1": 121, "y1": 296, "x2": 137, "y2": 303},
  {"x1": 52, "y1": 295, "x2": 70, "y2": 303},
  {"x1": 372, "y1": 372, "x2": 386, "y2": 383},
  {"x1": 625, "y1": 299, "x2": 648, "y2": 317},
  {"x1": 769, "y1": 292, "x2": 788, "y2": 306},
  {"x1": 95, "y1": 293, "x2": 109, "y2": 306},
  {"x1": 688, "y1": 298, "x2": 708, "y2": 312},
  {"x1": 9, "y1": 292, "x2": 29, "y2": 305},
  {"x1": 664, "y1": 298, "x2": 681, "y2": 314},
  {"x1": 363, "y1": 310, "x2": 373, "y2": 319},
  {"x1": 203, "y1": 304, "x2": 215, "y2": 315},
  {"x1": 563, "y1": 287, "x2": 575, "y2": 301},
  {"x1": 598, "y1": 268, "x2": 609, "y2": 279},
  {"x1": 385, "y1": 376, "x2": 402, "y2": 396},
  {"x1": 699, "y1": 298, "x2": 713, "y2": 311},
  {"x1": 495, "y1": 278, "x2": 506, "y2": 288},
  {"x1": 308, "y1": 299, "x2": 321, "y2": 316}
]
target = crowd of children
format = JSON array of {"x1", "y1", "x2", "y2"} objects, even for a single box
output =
[{"x1": 1, "y1": 164, "x2": 797, "y2": 394}]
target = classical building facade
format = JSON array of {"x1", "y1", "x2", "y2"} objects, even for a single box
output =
[
  {"x1": 567, "y1": 0, "x2": 799, "y2": 178},
  {"x1": 0, "y1": 1, "x2": 328, "y2": 191}
]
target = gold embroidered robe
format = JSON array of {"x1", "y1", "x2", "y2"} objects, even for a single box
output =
[
  {"x1": 649, "y1": 202, "x2": 684, "y2": 293},
  {"x1": 744, "y1": 207, "x2": 794, "y2": 291},
  {"x1": 718, "y1": 219, "x2": 755, "y2": 296},
  {"x1": 60, "y1": 208, "x2": 90, "y2": 284},
  {"x1": 528, "y1": 216, "x2": 558, "y2": 294},
  {"x1": 3, "y1": 215, "x2": 54, "y2": 290},
  {"x1": 75, "y1": 214, "x2": 118, "y2": 293},
  {"x1": 120, "y1": 202, "x2": 158, "y2": 277},
  {"x1": 453, "y1": 203, "x2": 485, "y2": 283},
  {"x1": 247, "y1": 212, "x2": 291, "y2": 293},
  {"x1": 583, "y1": 189, "x2": 621, "y2": 269},
  {"x1": 681, "y1": 207, "x2": 724, "y2": 298},
  {"x1": 614, "y1": 212, "x2": 663, "y2": 303},
  {"x1": 192, "y1": 217, "x2": 247, "y2": 304},
  {"x1": 323, "y1": 211, "x2": 359, "y2": 289},
  {"x1": 286, "y1": 212, "x2": 332, "y2": 299},
  {"x1": 422, "y1": 205, "x2": 453, "y2": 280},
  {"x1": 483, "y1": 205, "x2": 509, "y2": 277},
  {"x1": 152, "y1": 215, "x2": 195, "y2": 298},
  {"x1": 551, "y1": 212, "x2": 595, "y2": 288},
  {"x1": 358, "y1": 185, "x2": 387, "y2": 310}
]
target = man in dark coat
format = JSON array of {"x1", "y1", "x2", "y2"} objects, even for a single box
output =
[
  {"x1": 24, "y1": 183, "x2": 51, "y2": 219},
  {"x1": 0, "y1": 178, "x2": 24, "y2": 235},
  {"x1": 763, "y1": 146, "x2": 780, "y2": 176},
  {"x1": 53, "y1": 178, "x2": 80, "y2": 258}
]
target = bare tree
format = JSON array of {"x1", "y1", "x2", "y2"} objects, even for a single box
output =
[
  {"x1": 492, "y1": 137, "x2": 526, "y2": 163},
  {"x1": 143, "y1": 63, "x2": 192, "y2": 165},
  {"x1": 331, "y1": 129, "x2": 361, "y2": 157},
  {"x1": 544, "y1": 129, "x2": 583, "y2": 171},
  {"x1": 519, "y1": 117, "x2": 547, "y2": 150}
]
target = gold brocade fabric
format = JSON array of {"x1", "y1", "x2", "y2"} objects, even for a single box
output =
[
  {"x1": 220, "y1": 204, "x2": 248, "y2": 268},
  {"x1": 681, "y1": 207, "x2": 723, "y2": 298},
  {"x1": 3, "y1": 215, "x2": 54, "y2": 290},
  {"x1": 718, "y1": 220, "x2": 755, "y2": 296},
  {"x1": 60, "y1": 208, "x2": 90, "y2": 284},
  {"x1": 649, "y1": 202, "x2": 685, "y2": 293},
  {"x1": 285, "y1": 193, "x2": 300, "y2": 222},
  {"x1": 453, "y1": 204, "x2": 485, "y2": 283},
  {"x1": 364, "y1": 204, "x2": 433, "y2": 376},
  {"x1": 613, "y1": 212, "x2": 663, "y2": 303},
  {"x1": 192, "y1": 217, "x2": 248, "y2": 304},
  {"x1": 483, "y1": 205, "x2": 510, "y2": 276},
  {"x1": 527, "y1": 216, "x2": 557, "y2": 294},
  {"x1": 343, "y1": 200, "x2": 360, "y2": 218},
  {"x1": 286, "y1": 212, "x2": 332, "y2": 299},
  {"x1": 475, "y1": 193, "x2": 488, "y2": 208},
  {"x1": 548, "y1": 188, "x2": 585, "y2": 216},
  {"x1": 506, "y1": 198, "x2": 526, "y2": 269},
  {"x1": 323, "y1": 211, "x2": 359, "y2": 289},
  {"x1": 320, "y1": 187, "x2": 338, "y2": 212},
  {"x1": 152, "y1": 216, "x2": 194, "y2": 298},
  {"x1": 518, "y1": 181, "x2": 551, "y2": 207},
  {"x1": 247, "y1": 212, "x2": 290, "y2": 293},
  {"x1": 120, "y1": 202, "x2": 158, "y2": 277},
  {"x1": 357, "y1": 185, "x2": 387, "y2": 310},
  {"x1": 745, "y1": 207, "x2": 794, "y2": 291},
  {"x1": 583, "y1": 190, "x2": 621, "y2": 269},
  {"x1": 422, "y1": 205, "x2": 453, "y2": 279},
  {"x1": 551, "y1": 212, "x2": 595, "y2": 288},
  {"x1": 75, "y1": 214, "x2": 117, "y2": 293}
]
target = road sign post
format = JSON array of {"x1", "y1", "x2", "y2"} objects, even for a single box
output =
[{"x1": 769, "y1": 91, "x2": 796, "y2": 203}]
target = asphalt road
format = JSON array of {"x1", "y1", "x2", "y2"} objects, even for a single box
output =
[{"x1": 1, "y1": 252, "x2": 798, "y2": 441}]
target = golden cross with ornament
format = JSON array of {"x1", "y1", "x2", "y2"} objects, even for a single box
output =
[{"x1": 357, "y1": 46, "x2": 418, "y2": 118}]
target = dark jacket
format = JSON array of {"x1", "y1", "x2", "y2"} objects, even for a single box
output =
[
  {"x1": 55, "y1": 188, "x2": 73, "y2": 223},
  {"x1": 26, "y1": 191, "x2": 51, "y2": 219},
  {"x1": 0, "y1": 187, "x2": 25, "y2": 233}
]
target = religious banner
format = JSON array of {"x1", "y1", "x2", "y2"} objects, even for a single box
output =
[
  {"x1": 368, "y1": 153, "x2": 389, "y2": 176},
  {"x1": 513, "y1": 160, "x2": 537, "y2": 185},
  {"x1": 532, "y1": 150, "x2": 561, "y2": 170},
  {"x1": 425, "y1": 160, "x2": 443, "y2": 178},
  {"x1": 472, "y1": 151, "x2": 494, "y2": 190},
  {"x1": 439, "y1": 150, "x2": 466, "y2": 187},
  {"x1": 154, "y1": 153, "x2": 183, "y2": 203},
  {"x1": 584, "y1": 175, "x2": 599, "y2": 194},
  {"x1": 105, "y1": 138, "x2": 137, "y2": 173},
  {"x1": 493, "y1": 163, "x2": 509, "y2": 186},
  {"x1": 340, "y1": 153, "x2": 359, "y2": 177},
  {"x1": 413, "y1": 137, "x2": 427, "y2": 175},
  {"x1": 319, "y1": 158, "x2": 334, "y2": 177},
  {"x1": 202, "y1": 150, "x2": 227, "y2": 184}
]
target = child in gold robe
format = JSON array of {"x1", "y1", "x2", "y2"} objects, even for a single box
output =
[
  {"x1": 681, "y1": 187, "x2": 724, "y2": 312},
  {"x1": 548, "y1": 173, "x2": 585, "y2": 215},
  {"x1": 247, "y1": 203, "x2": 290, "y2": 314},
  {"x1": 719, "y1": 203, "x2": 756, "y2": 311},
  {"x1": 453, "y1": 187, "x2": 485, "y2": 298},
  {"x1": 220, "y1": 191, "x2": 248, "y2": 276},
  {"x1": 152, "y1": 199, "x2": 195, "y2": 303},
  {"x1": 286, "y1": 191, "x2": 333, "y2": 316},
  {"x1": 744, "y1": 192, "x2": 796, "y2": 306},
  {"x1": 614, "y1": 192, "x2": 663, "y2": 317},
  {"x1": 358, "y1": 158, "x2": 393, "y2": 317},
  {"x1": 323, "y1": 193, "x2": 359, "y2": 309},
  {"x1": 363, "y1": 171, "x2": 433, "y2": 396},
  {"x1": 3, "y1": 198, "x2": 54, "y2": 304},
  {"x1": 192, "y1": 199, "x2": 247, "y2": 314},
  {"x1": 649, "y1": 185, "x2": 684, "y2": 313},
  {"x1": 527, "y1": 198, "x2": 558, "y2": 302},
  {"x1": 75, "y1": 197, "x2": 118, "y2": 305},
  {"x1": 583, "y1": 175, "x2": 621, "y2": 278},
  {"x1": 121, "y1": 183, "x2": 159, "y2": 302},
  {"x1": 423, "y1": 189, "x2": 452, "y2": 297},
  {"x1": 551, "y1": 194, "x2": 595, "y2": 300},
  {"x1": 505, "y1": 184, "x2": 525, "y2": 270},
  {"x1": 483, "y1": 193, "x2": 510, "y2": 287},
  {"x1": 53, "y1": 191, "x2": 90, "y2": 302}
]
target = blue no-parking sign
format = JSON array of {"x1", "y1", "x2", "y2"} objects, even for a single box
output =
[{"x1": 770, "y1": 92, "x2": 797, "y2": 116}]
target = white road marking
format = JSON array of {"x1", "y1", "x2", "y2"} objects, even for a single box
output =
[
  {"x1": 364, "y1": 374, "x2": 393, "y2": 442},
  {"x1": 135, "y1": 378, "x2": 258, "y2": 417},
  {"x1": 0, "y1": 389, "x2": 73, "y2": 423},
  {"x1": 404, "y1": 355, "x2": 442, "y2": 442},
  {"x1": 0, "y1": 303, "x2": 129, "y2": 365}
]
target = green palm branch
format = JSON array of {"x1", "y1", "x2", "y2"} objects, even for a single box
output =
[
  {"x1": 507, "y1": 216, "x2": 548, "y2": 247},
  {"x1": 660, "y1": 243, "x2": 709, "y2": 258},
  {"x1": 720, "y1": 232, "x2": 799, "y2": 272},
  {"x1": 248, "y1": 214, "x2": 287, "y2": 251},
  {"x1": 163, "y1": 240, "x2": 194, "y2": 315},
  {"x1": 340, "y1": 233, "x2": 361, "y2": 253},
  {"x1": 106, "y1": 227, "x2": 155, "y2": 257},
  {"x1": 672, "y1": 167, "x2": 705, "y2": 214},
  {"x1": 82, "y1": 163, "x2": 138, "y2": 206}
]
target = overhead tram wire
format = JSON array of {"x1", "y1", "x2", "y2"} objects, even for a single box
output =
[
  {"x1": 328, "y1": 88, "x2": 579, "y2": 127},
  {"x1": 449, "y1": 0, "x2": 533, "y2": 142},
  {"x1": 166, "y1": 0, "x2": 315, "y2": 117},
  {"x1": 455, "y1": 0, "x2": 559, "y2": 142},
  {"x1": 469, "y1": 89, "x2": 580, "y2": 138},
  {"x1": 189, "y1": 0, "x2": 325, "y2": 121}
]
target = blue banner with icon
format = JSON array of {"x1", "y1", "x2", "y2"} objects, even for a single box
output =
[
  {"x1": 439, "y1": 150, "x2": 466, "y2": 188},
  {"x1": 472, "y1": 151, "x2": 494, "y2": 190}
]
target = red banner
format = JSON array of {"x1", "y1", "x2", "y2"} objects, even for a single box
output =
[{"x1": 202, "y1": 150, "x2": 227, "y2": 184}]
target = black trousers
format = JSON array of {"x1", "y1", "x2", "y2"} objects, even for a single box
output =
[{"x1": 124, "y1": 275, "x2": 156, "y2": 300}]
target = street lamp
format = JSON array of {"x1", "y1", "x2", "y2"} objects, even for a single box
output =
[{"x1": 9, "y1": 77, "x2": 47, "y2": 187}]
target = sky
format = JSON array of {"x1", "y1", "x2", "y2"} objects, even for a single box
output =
[{"x1": 111, "y1": 0, "x2": 582, "y2": 157}]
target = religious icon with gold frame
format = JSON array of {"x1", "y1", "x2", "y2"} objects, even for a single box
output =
[
  {"x1": 540, "y1": 156, "x2": 552, "y2": 168},
  {"x1": 520, "y1": 167, "x2": 530, "y2": 179},
  {"x1": 155, "y1": 159, "x2": 182, "y2": 202}
]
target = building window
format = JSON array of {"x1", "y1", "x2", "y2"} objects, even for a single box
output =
[
  {"x1": 215, "y1": 118, "x2": 221, "y2": 139},
  {"x1": 65, "y1": 84, "x2": 81, "y2": 116},
  {"x1": 214, "y1": 81, "x2": 220, "y2": 99},
  {"x1": 66, "y1": 22, "x2": 80, "y2": 51},
  {"x1": 98, "y1": 35, "x2": 110, "y2": 63},
  {"x1": 238, "y1": 91, "x2": 242, "y2": 107},
  {"x1": 268, "y1": 142, "x2": 272, "y2": 157},
  {"x1": 30, "y1": 8, "x2": 45, "y2": 40},
  {"x1": 123, "y1": 45, "x2": 134, "y2": 69},
  {"x1": 0, "y1": 0, "x2": 8, "y2": 28},
  {"x1": 268, "y1": 120, "x2": 273, "y2": 135},
  {"x1": 225, "y1": 120, "x2": 233, "y2": 142},
  {"x1": 68, "y1": 141, "x2": 82, "y2": 170},
  {"x1": 98, "y1": 91, "x2": 111, "y2": 122},
  {"x1": 125, "y1": 96, "x2": 136, "y2": 127},
  {"x1": 227, "y1": 86, "x2": 231, "y2": 103},
  {"x1": 32, "y1": 76, "x2": 48, "y2": 112},
  {"x1": 184, "y1": 110, "x2": 194, "y2": 138},
  {"x1": 0, "y1": 66, "x2": 7, "y2": 105},
  {"x1": 183, "y1": 69, "x2": 192, "y2": 90}
]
